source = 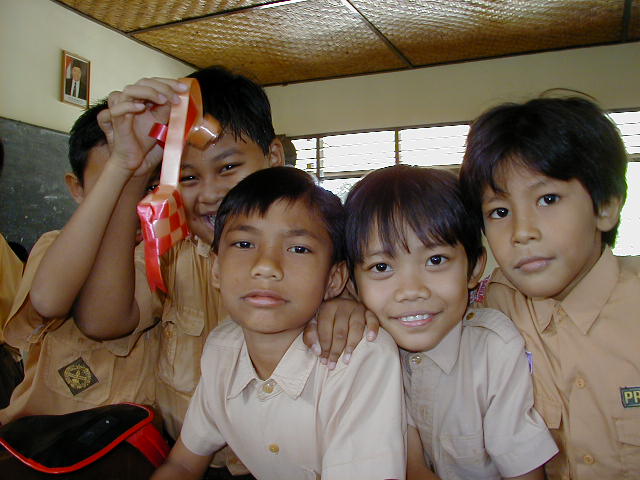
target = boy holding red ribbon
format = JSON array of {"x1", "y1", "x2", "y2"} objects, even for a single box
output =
[{"x1": 77, "y1": 67, "x2": 376, "y2": 478}]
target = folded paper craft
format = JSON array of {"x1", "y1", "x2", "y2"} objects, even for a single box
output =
[{"x1": 137, "y1": 78, "x2": 221, "y2": 292}]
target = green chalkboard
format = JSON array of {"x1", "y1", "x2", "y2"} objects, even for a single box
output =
[{"x1": 0, "y1": 117, "x2": 76, "y2": 253}]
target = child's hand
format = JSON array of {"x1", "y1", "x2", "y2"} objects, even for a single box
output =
[
  {"x1": 102, "y1": 78, "x2": 188, "y2": 178},
  {"x1": 303, "y1": 298, "x2": 380, "y2": 369}
]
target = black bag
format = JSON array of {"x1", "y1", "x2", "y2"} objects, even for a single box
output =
[{"x1": 0, "y1": 403, "x2": 169, "y2": 475}]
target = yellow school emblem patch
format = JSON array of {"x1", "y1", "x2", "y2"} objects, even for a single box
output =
[{"x1": 58, "y1": 357, "x2": 98, "y2": 395}]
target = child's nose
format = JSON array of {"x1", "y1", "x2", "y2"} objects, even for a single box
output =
[
  {"x1": 393, "y1": 273, "x2": 431, "y2": 302},
  {"x1": 250, "y1": 248, "x2": 283, "y2": 280},
  {"x1": 511, "y1": 212, "x2": 540, "y2": 245}
]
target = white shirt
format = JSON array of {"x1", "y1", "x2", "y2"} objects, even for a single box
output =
[
  {"x1": 181, "y1": 320, "x2": 406, "y2": 480},
  {"x1": 404, "y1": 307, "x2": 558, "y2": 479}
]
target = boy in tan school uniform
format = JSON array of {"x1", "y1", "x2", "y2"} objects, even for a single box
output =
[
  {"x1": 83, "y1": 67, "x2": 374, "y2": 476},
  {"x1": 460, "y1": 97, "x2": 640, "y2": 479},
  {"x1": 152, "y1": 167, "x2": 406, "y2": 480},
  {"x1": 0, "y1": 101, "x2": 159, "y2": 424}
]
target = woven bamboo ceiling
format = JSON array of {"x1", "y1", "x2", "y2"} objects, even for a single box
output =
[{"x1": 55, "y1": 0, "x2": 639, "y2": 86}]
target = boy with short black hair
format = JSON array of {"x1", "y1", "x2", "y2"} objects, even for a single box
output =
[
  {"x1": 152, "y1": 166, "x2": 406, "y2": 480},
  {"x1": 459, "y1": 96, "x2": 638, "y2": 479},
  {"x1": 345, "y1": 165, "x2": 557, "y2": 480},
  {"x1": 0, "y1": 100, "x2": 158, "y2": 423}
]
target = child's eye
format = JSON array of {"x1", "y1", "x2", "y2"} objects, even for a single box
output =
[
  {"x1": 371, "y1": 263, "x2": 391, "y2": 273},
  {"x1": 288, "y1": 245, "x2": 311, "y2": 254},
  {"x1": 219, "y1": 163, "x2": 240, "y2": 174},
  {"x1": 489, "y1": 207, "x2": 509, "y2": 219},
  {"x1": 232, "y1": 241, "x2": 253, "y2": 249},
  {"x1": 538, "y1": 194, "x2": 559, "y2": 207},
  {"x1": 145, "y1": 183, "x2": 158, "y2": 194},
  {"x1": 179, "y1": 175, "x2": 197, "y2": 184},
  {"x1": 426, "y1": 255, "x2": 447, "y2": 266}
]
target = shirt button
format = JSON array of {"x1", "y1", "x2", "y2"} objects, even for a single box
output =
[
  {"x1": 575, "y1": 378, "x2": 586, "y2": 389},
  {"x1": 466, "y1": 312, "x2": 475, "y2": 320},
  {"x1": 268, "y1": 444, "x2": 280, "y2": 454},
  {"x1": 410, "y1": 354, "x2": 422, "y2": 365},
  {"x1": 262, "y1": 380, "x2": 275, "y2": 393},
  {"x1": 583, "y1": 454, "x2": 595, "y2": 465}
]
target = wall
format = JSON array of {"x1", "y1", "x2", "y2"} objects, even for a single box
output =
[
  {"x1": 0, "y1": 0, "x2": 192, "y2": 133},
  {"x1": 267, "y1": 42, "x2": 640, "y2": 136}
]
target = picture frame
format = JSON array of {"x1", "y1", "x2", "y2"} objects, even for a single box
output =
[{"x1": 61, "y1": 51, "x2": 90, "y2": 108}]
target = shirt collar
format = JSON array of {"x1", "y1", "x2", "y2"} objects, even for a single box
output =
[
  {"x1": 490, "y1": 248, "x2": 618, "y2": 335},
  {"x1": 194, "y1": 236, "x2": 212, "y2": 258},
  {"x1": 559, "y1": 247, "x2": 618, "y2": 335},
  {"x1": 227, "y1": 333, "x2": 316, "y2": 400},
  {"x1": 424, "y1": 321, "x2": 462, "y2": 374}
]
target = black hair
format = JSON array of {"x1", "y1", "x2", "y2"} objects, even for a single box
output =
[
  {"x1": 344, "y1": 165, "x2": 483, "y2": 282},
  {"x1": 68, "y1": 99, "x2": 108, "y2": 185},
  {"x1": 188, "y1": 66, "x2": 276, "y2": 155},
  {"x1": 213, "y1": 167, "x2": 345, "y2": 263},
  {"x1": 459, "y1": 96, "x2": 628, "y2": 246},
  {"x1": 0, "y1": 137, "x2": 4, "y2": 175}
]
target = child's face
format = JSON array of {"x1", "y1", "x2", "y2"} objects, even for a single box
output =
[
  {"x1": 354, "y1": 227, "x2": 479, "y2": 353},
  {"x1": 481, "y1": 165, "x2": 614, "y2": 300},
  {"x1": 179, "y1": 133, "x2": 282, "y2": 245},
  {"x1": 65, "y1": 143, "x2": 110, "y2": 203},
  {"x1": 213, "y1": 199, "x2": 345, "y2": 337}
]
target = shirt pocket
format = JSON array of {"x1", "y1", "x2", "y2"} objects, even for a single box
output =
[
  {"x1": 157, "y1": 305, "x2": 205, "y2": 394},
  {"x1": 440, "y1": 431, "x2": 498, "y2": 480},
  {"x1": 42, "y1": 321, "x2": 115, "y2": 406},
  {"x1": 535, "y1": 395, "x2": 562, "y2": 430},
  {"x1": 614, "y1": 416, "x2": 640, "y2": 477}
]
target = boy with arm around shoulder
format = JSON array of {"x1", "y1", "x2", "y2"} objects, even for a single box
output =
[
  {"x1": 152, "y1": 166, "x2": 406, "y2": 480},
  {"x1": 460, "y1": 96, "x2": 639, "y2": 480},
  {"x1": 344, "y1": 165, "x2": 557, "y2": 480}
]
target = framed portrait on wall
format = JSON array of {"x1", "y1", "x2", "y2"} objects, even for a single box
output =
[{"x1": 61, "y1": 51, "x2": 90, "y2": 108}]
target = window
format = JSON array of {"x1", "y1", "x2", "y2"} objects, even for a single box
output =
[{"x1": 291, "y1": 110, "x2": 640, "y2": 255}]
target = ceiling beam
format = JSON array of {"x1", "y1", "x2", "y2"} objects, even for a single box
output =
[{"x1": 340, "y1": 0, "x2": 414, "y2": 68}]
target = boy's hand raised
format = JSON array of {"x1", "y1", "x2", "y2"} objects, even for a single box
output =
[
  {"x1": 303, "y1": 297, "x2": 380, "y2": 370},
  {"x1": 101, "y1": 78, "x2": 188, "y2": 178}
]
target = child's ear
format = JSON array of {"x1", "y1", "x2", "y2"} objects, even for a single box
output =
[
  {"x1": 323, "y1": 261, "x2": 349, "y2": 301},
  {"x1": 596, "y1": 197, "x2": 623, "y2": 233},
  {"x1": 267, "y1": 137, "x2": 285, "y2": 167},
  {"x1": 211, "y1": 253, "x2": 221, "y2": 289},
  {"x1": 467, "y1": 248, "x2": 487, "y2": 289},
  {"x1": 64, "y1": 172, "x2": 85, "y2": 204}
]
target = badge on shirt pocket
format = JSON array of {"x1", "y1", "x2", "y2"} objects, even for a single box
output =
[
  {"x1": 58, "y1": 357, "x2": 99, "y2": 396},
  {"x1": 620, "y1": 387, "x2": 640, "y2": 408}
]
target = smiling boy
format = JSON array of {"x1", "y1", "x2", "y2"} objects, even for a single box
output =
[
  {"x1": 460, "y1": 97, "x2": 639, "y2": 479},
  {"x1": 152, "y1": 167, "x2": 406, "y2": 480},
  {"x1": 345, "y1": 165, "x2": 557, "y2": 480}
]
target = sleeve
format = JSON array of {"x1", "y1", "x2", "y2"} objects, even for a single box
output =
[
  {"x1": 3, "y1": 232, "x2": 65, "y2": 349},
  {"x1": 482, "y1": 322, "x2": 558, "y2": 477},
  {"x1": 320, "y1": 329, "x2": 407, "y2": 480},
  {"x1": 0, "y1": 234, "x2": 23, "y2": 334},
  {"x1": 179, "y1": 343, "x2": 226, "y2": 457}
]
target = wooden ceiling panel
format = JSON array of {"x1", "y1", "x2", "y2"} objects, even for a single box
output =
[
  {"x1": 53, "y1": 0, "x2": 636, "y2": 85},
  {"x1": 351, "y1": 0, "x2": 626, "y2": 66},
  {"x1": 133, "y1": 0, "x2": 407, "y2": 85},
  {"x1": 58, "y1": 0, "x2": 271, "y2": 32}
]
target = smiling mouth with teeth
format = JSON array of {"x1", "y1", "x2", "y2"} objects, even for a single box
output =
[
  {"x1": 396, "y1": 313, "x2": 434, "y2": 326},
  {"x1": 205, "y1": 214, "x2": 216, "y2": 227}
]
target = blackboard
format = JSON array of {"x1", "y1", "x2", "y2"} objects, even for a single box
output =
[{"x1": 0, "y1": 117, "x2": 76, "y2": 253}]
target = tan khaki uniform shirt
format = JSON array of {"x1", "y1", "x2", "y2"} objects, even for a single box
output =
[
  {"x1": 136, "y1": 237, "x2": 244, "y2": 473},
  {"x1": 404, "y1": 307, "x2": 557, "y2": 479},
  {"x1": 0, "y1": 233, "x2": 22, "y2": 338},
  {"x1": 476, "y1": 248, "x2": 640, "y2": 480},
  {"x1": 0, "y1": 231, "x2": 156, "y2": 424},
  {"x1": 181, "y1": 320, "x2": 407, "y2": 480}
]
